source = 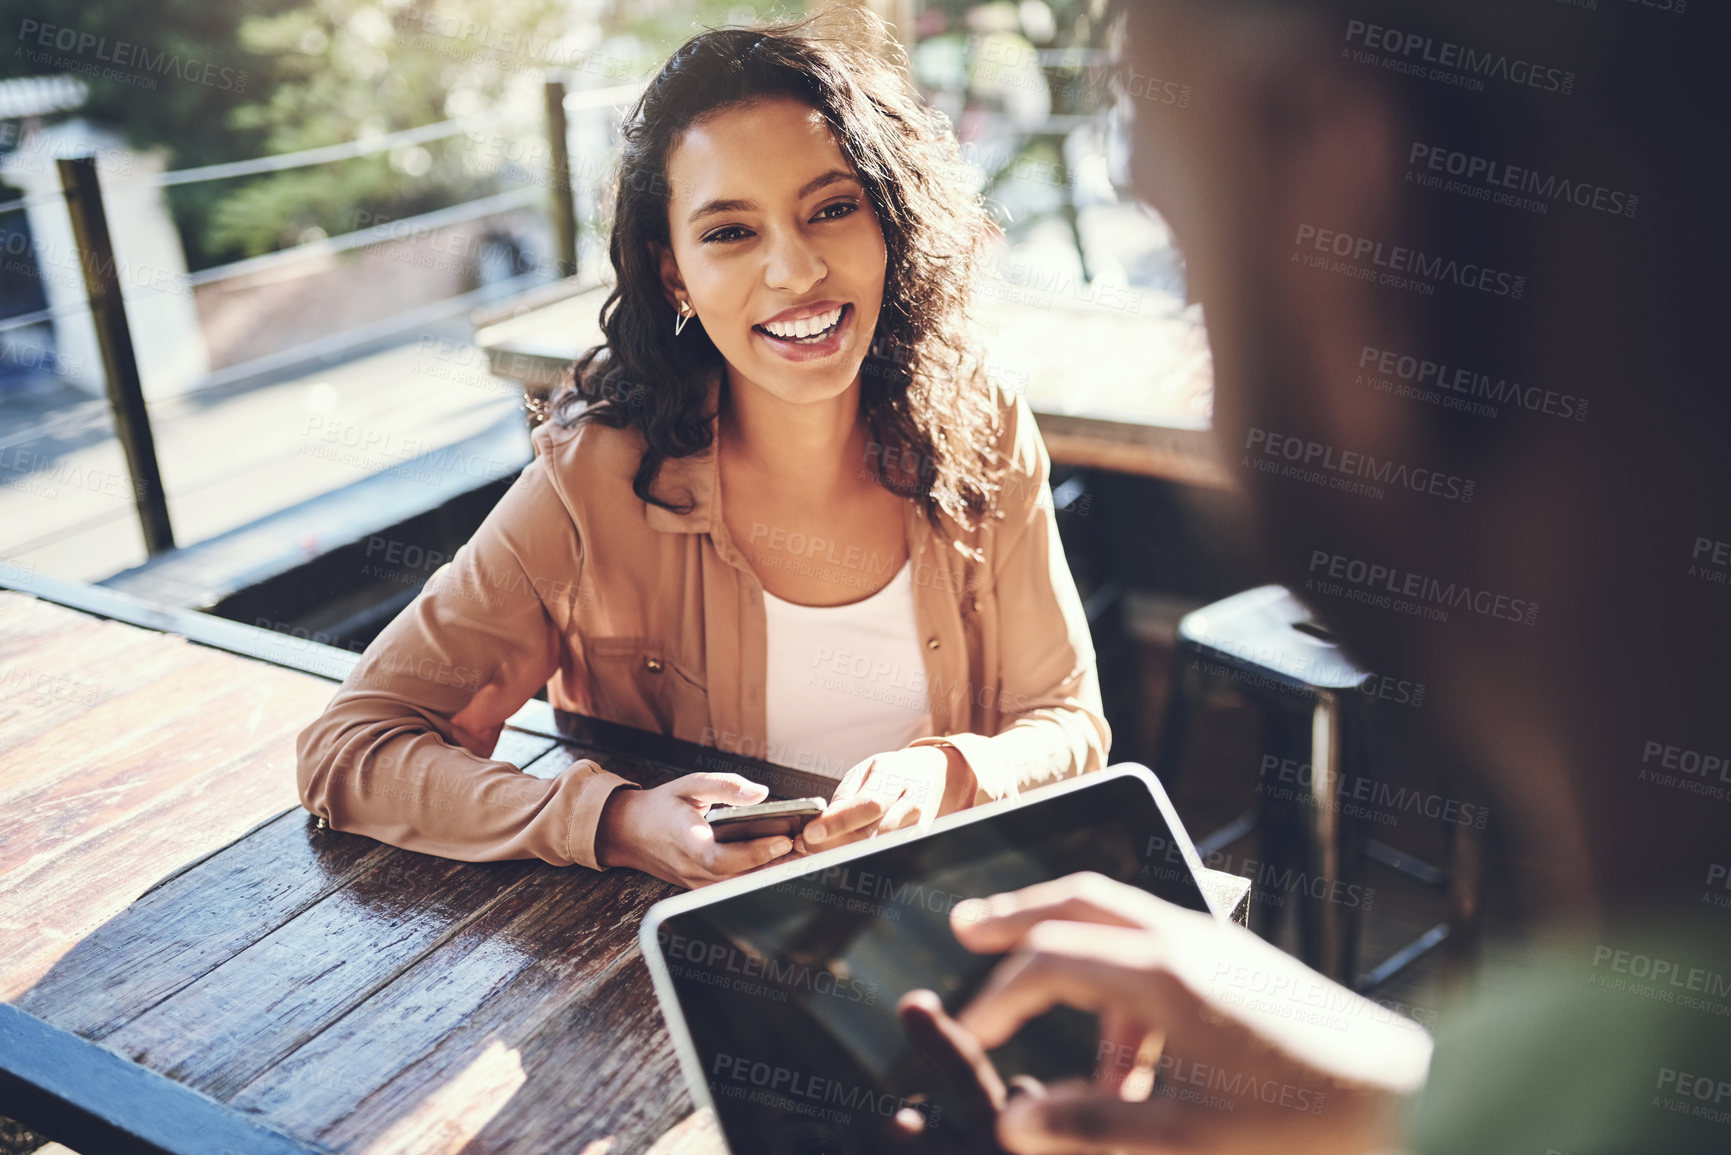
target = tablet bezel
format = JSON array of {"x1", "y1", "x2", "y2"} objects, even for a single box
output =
[{"x1": 637, "y1": 764, "x2": 1217, "y2": 1134}]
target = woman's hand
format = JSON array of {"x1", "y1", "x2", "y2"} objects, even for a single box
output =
[
  {"x1": 594, "y1": 773, "x2": 794, "y2": 889},
  {"x1": 798, "y1": 744, "x2": 977, "y2": 855},
  {"x1": 922, "y1": 872, "x2": 1432, "y2": 1155}
]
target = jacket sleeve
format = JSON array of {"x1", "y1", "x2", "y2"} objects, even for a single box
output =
[
  {"x1": 294, "y1": 440, "x2": 637, "y2": 868},
  {"x1": 911, "y1": 393, "x2": 1112, "y2": 802}
]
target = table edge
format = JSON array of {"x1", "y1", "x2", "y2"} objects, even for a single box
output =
[{"x1": 0, "y1": 1001, "x2": 321, "y2": 1155}]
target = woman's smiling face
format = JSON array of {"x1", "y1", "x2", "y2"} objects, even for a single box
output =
[{"x1": 656, "y1": 96, "x2": 888, "y2": 406}]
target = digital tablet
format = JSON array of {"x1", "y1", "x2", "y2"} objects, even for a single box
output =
[{"x1": 639, "y1": 765, "x2": 1218, "y2": 1154}]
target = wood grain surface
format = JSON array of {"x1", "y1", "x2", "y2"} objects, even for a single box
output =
[
  {"x1": 18, "y1": 810, "x2": 388, "y2": 1039},
  {"x1": 0, "y1": 593, "x2": 335, "y2": 1000},
  {"x1": 3, "y1": 590, "x2": 1256, "y2": 1155}
]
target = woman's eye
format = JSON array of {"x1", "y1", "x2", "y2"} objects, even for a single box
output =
[{"x1": 700, "y1": 202, "x2": 855, "y2": 243}]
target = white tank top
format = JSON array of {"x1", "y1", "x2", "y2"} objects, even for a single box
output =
[{"x1": 762, "y1": 559, "x2": 935, "y2": 779}]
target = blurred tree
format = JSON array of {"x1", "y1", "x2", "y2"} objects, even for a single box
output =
[
  {"x1": 0, "y1": 0, "x2": 288, "y2": 267},
  {"x1": 3, "y1": 0, "x2": 813, "y2": 269},
  {"x1": 207, "y1": 0, "x2": 581, "y2": 259}
]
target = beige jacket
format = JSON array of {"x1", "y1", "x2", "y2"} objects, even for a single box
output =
[{"x1": 296, "y1": 382, "x2": 1110, "y2": 869}]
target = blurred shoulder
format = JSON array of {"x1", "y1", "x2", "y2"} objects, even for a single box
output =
[
  {"x1": 528, "y1": 411, "x2": 648, "y2": 511},
  {"x1": 983, "y1": 377, "x2": 1047, "y2": 507}
]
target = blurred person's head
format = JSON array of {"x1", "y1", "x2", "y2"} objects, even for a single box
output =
[
  {"x1": 556, "y1": 8, "x2": 1001, "y2": 531},
  {"x1": 1113, "y1": 0, "x2": 1731, "y2": 911}
]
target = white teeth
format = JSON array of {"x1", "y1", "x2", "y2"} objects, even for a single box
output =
[{"x1": 762, "y1": 306, "x2": 843, "y2": 340}]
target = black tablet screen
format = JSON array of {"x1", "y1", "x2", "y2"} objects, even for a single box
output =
[{"x1": 651, "y1": 773, "x2": 1212, "y2": 1154}]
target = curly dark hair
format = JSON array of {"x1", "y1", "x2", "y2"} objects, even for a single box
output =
[{"x1": 541, "y1": 6, "x2": 1004, "y2": 535}]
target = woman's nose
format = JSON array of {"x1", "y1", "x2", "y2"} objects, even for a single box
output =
[{"x1": 762, "y1": 228, "x2": 827, "y2": 294}]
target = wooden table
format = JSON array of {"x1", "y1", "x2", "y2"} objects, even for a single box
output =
[
  {"x1": 473, "y1": 278, "x2": 1228, "y2": 488},
  {"x1": 0, "y1": 584, "x2": 1249, "y2": 1155}
]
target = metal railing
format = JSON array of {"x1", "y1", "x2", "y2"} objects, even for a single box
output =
[{"x1": 2, "y1": 73, "x2": 645, "y2": 558}]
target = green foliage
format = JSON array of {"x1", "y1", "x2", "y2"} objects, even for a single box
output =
[
  {"x1": 4, "y1": 0, "x2": 816, "y2": 269},
  {"x1": 207, "y1": 0, "x2": 580, "y2": 260},
  {"x1": 2, "y1": 0, "x2": 292, "y2": 269},
  {"x1": 1, "y1": 0, "x2": 287, "y2": 166}
]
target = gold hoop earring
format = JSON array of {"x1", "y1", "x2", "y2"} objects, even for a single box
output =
[{"x1": 674, "y1": 298, "x2": 695, "y2": 336}]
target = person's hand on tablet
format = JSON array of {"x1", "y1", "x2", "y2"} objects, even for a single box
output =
[
  {"x1": 798, "y1": 744, "x2": 976, "y2": 854},
  {"x1": 906, "y1": 871, "x2": 1431, "y2": 1155},
  {"x1": 886, "y1": 989, "x2": 1030, "y2": 1153},
  {"x1": 594, "y1": 773, "x2": 794, "y2": 889}
]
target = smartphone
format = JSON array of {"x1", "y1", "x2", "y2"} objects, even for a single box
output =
[{"x1": 705, "y1": 797, "x2": 826, "y2": 843}]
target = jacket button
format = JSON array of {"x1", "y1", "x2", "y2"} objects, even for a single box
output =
[
  {"x1": 926, "y1": 637, "x2": 940, "y2": 651},
  {"x1": 972, "y1": 598, "x2": 983, "y2": 612},
  {"x1": 644, "y1": 657, "x2": 664, "y2": 674}
]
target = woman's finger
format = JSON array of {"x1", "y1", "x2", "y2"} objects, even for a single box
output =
[
  {"x1": 702, "y1": 834, "x2": 796, "y2": 880},
  {"x1": 828, "y1": 757, "x2": 875, "y2": 805},
  {"x1": 803, "y1": 793, "x2": 887, "y2": 848},
  {"x1": 678, "y1": 773, "x2": 771, "y2": 807},
  {"x1": 877, "y1": 792, "x2": 924, "y2": 834},
  {"x1": 743, "y1": 846, "x2": 808, "y2": 874}
]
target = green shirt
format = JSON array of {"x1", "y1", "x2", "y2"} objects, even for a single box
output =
[{"x1": 1409, "y1": 915, "x2": 1731, "y2": 1154}]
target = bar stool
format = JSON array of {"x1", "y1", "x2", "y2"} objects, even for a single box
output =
[{"x1": 1155, "y1": 586, "x2": 1475, "y2": 990}]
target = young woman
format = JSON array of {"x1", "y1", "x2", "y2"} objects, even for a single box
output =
[{"x1": 296, "y1": 9, "x2": 1108, "y2": 889}]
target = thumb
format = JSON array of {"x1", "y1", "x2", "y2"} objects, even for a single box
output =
[{"x1": 676, "y1": 773, "x2": 769, "y2": 806}]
